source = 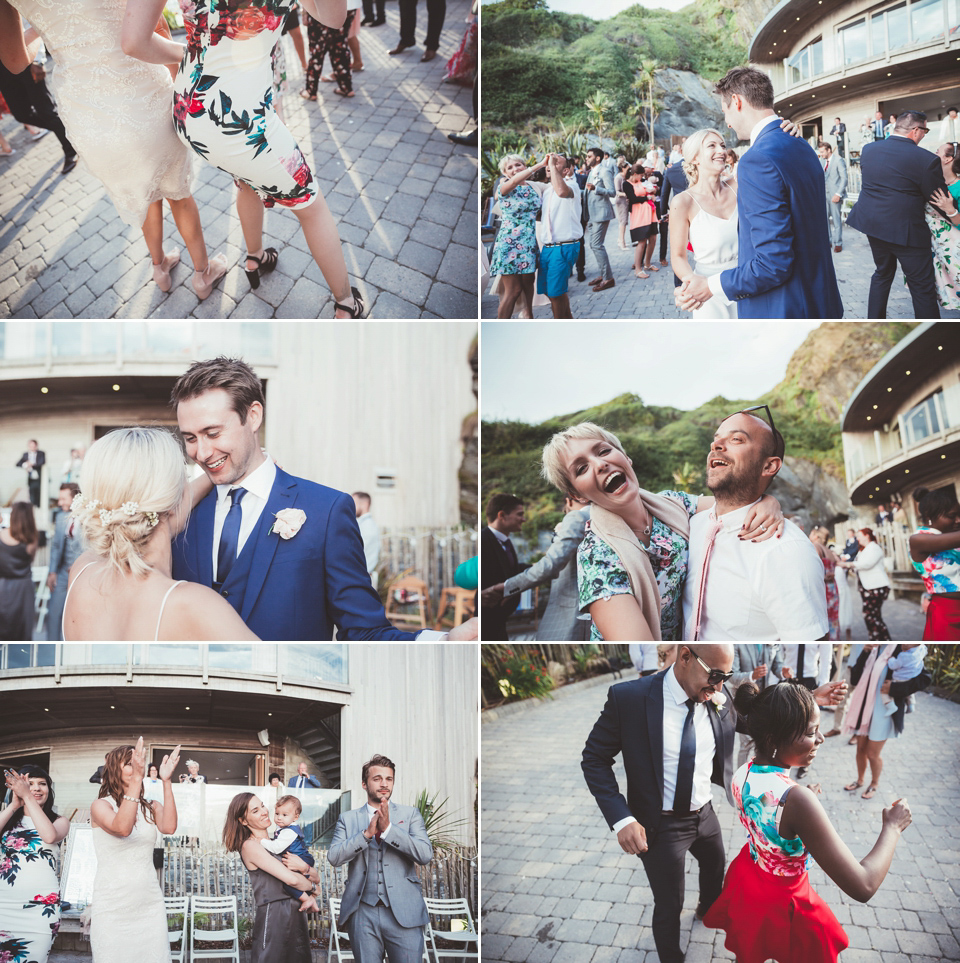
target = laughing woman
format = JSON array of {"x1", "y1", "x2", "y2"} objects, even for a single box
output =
[{"x1": 540, "y1": 421, "x2": 783, "y2": 641}]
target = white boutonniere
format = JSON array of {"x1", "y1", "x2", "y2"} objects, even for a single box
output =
[
  {"x1": 709, "y1": 691, "x2": 727, "y2": 714},
  {"x1": 271, "y1": 508, "x2": 306, "y2": 539}
]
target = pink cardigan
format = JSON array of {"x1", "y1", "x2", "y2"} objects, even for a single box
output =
[{"x1": 842, "y1": 644, "x2": 898, "y2": 737}]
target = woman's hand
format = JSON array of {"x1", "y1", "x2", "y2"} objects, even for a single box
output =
[
  {"x1": 4, "y1": 769, "x2": 31, "y2": 803},
  {"x1": 129, "y1": 736, "x2": 148, "y2": 784},
  {"x1": 282, "y1": 851, "x2": 312, "y2": 875},
  {"x1": 812, "y1": 680, "x2": 847, "y2": 706},
  {"x1": 930, "y1": 187, "x2": 959, "y2": 220},
  {"x1": 158, "y1": 745, "x2": 182, "y2": 782},
  {"x1": 882, "y1": 797, "x2": 912, "y2": 834},
  {"x1": 741, "y1": 494, "x2": 785, "y2": 541}
]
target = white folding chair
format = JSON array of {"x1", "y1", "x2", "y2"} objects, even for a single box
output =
[
  {"x1": 164, "y1": 895, "x2": 189, "y2": 963},
  {"x1": 190, "y1": 894, "x2": 240, "y2": 963},
  {"x1": 330, "y1": 896, "x2": 430, "y2": 963},
  {"x1": 423, "y1": 897, "x2": 478, "y2": 963}
]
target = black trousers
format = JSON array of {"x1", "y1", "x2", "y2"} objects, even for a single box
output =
[
  {"x1": 866, "y1": 235, "x2": 940, "y2": 319},
  {"x1": 0, "y1": 61, "x2": 75, "y2": 158},
  {"x1": 361, "y1": 0, "x2": 385, "y2": 21},
  {"x1": 398, "y1": 0, "x2": 446, "y2": 49},
  {"x1": 28, "y1": 478, "x2": 41, "y2": 508},
  {"x1": 638, "y1": 803, "x2": 725, "y2": 963}
]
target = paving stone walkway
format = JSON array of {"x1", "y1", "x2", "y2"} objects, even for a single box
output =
[
  {"x1": 481, "y1": 670, "x2": 960, "y2": 963},
  {"x1": 481, "y1": 220, "x2": 960, "y2": 320},
  {"x1": 0, "y1": 0, "x2": 477, "y2": 319}
]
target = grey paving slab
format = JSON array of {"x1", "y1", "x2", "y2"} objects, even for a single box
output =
[
  {"x1": 481, "y1": 225, "x2": 960, "y2": 320},
  {"x1": 481, "y1": 678, "x2": 960, "y2": 963},
  {"x1": 1, "y1": 0, "x2": 477, "y2": 320}
]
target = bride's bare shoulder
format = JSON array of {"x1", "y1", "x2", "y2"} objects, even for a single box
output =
[{"x1": 166, "y1": 581, "x2": 260, "y2": 641}]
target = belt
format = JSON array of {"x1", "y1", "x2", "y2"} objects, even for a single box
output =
[
  {"x1": 542, "y1": 240, "x2": 579, "y2": 248},
  {"x1": 662, "y1": 804, "x2": 707, "y2": 816}
]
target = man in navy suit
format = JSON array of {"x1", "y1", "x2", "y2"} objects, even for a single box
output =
[
  {"x1": 846, "y1": 110, "x2": 960, "y2": 318},
  {"x1": 659, "y1": 157, "x2": 689, "y2": 287},
  {"x1": 171, "y1": 357, "x2": 476, "y2": 641},
  {"x1": 678, "y1": 67, "x2": 843, "y2": 319}
]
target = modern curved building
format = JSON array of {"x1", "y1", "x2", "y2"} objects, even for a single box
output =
[{"x1": 749, "y1": 0, "x2": 960, "y2": 147}]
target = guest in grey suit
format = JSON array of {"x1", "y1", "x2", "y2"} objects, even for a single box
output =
[
  {"x1": 46, "y1": 482, "x2": 82, "y2": 641},
  {"x1": 483, "y1": 496, "x2": 590, "y2": 641},
  {"x1": 818, "y1": 143, "x2": 848, "y2": 252},
  {"x1": 731, "y1": 644, "x2": 783, "y2": 767},
  {"x1": 328, "y1": 754, "x2": 432, "y2": 963},
  {"x1": 584, "y1": 147, "x2": 617, "y2": 292}
]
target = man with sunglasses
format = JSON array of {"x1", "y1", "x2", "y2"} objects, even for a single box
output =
[
  {"x1": 681, "y1": 407, "x2": 828, "y2": 642},
  {"x1": 847, "y1": 108, "x2": 959, "y2": 318}
]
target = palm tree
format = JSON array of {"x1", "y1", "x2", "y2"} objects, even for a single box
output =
[
  {"x1": 672, "y1": 461, "x2": 700, "y2": 491},
  {"x1": 584, "y1": 90, "x2": 613, "y2": 152},
  {"x1": 630, "y1": 60, "x2": 660, "y2": 145}
]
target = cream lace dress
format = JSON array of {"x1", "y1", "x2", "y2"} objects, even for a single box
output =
[{"x1": 8, "y1": 0, "x2": 193, "y2": 228}]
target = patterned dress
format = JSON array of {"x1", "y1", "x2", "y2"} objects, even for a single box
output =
[
  {"x1": 577, "y1": 490, "x2": 697, "y2": 642},
  {"x1": 0, "y1": 817, "x2": 62, "y2": 963},
  {"x1": 911, "y1": 525, "x2": 960, "y2": 641},
  {"x1": 489, "y1": 183, "x2": 541, "y2": 275},
  {"x1": 702, "y1": 762, "x2": 848, "y2": 963},
  {"x1": 821, "y1": 551, "x2": 840, "y2": 641},
  {"x1": 926, "y1": 181, "x2": 960, "y2": 309},
  {"x1": 175, "y1": 0, "x2": 317, "y2": 208}
]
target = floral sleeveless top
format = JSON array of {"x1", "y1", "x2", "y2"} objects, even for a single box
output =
[
  {"x1": 731, "y1": 761, "x2": 810, "y2": 877},
  {"x1": 911, "y1": 526, "x2": 960, "y2": 594}
]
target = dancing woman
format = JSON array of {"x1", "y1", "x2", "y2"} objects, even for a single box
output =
[
  {"x1": 703, "y1": 680, "x2": 912, "y2": 963},
  {"x1": 539, "y1": 421, "x2": 784, "y2": 641},
  {"x1": 0, "y1": 1, "x2": 228, "y2": 299},
  {"x1": 124, "y1": 0, "x2": 365, "y2": 318},
  {"x1": 90, "y1": 740, "x2": 181, "y2": 963},
  {"x1": 223, "y1": 792, "x2": 319, "y2": 963},
  {"x1": 910, "y1": 485, "x2": 960, "y2": 639}
]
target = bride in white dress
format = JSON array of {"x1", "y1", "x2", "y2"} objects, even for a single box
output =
[
  {"x1": 669, "y1": 128, "x2": 740, "y2": 320},
  {"x1": 90, "y1": 739, "x2": 180, "y2": 963}
]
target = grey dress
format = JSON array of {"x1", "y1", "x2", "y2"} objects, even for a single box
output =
[
  {"x1": 0, "y1": 539, "x2": 34, "y2": 642},
  {"x1": 248, "y1": 859, "x2": 311, "y2": 963}
]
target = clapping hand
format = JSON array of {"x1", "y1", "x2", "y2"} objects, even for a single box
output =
[
  {"x1": 377, "y1": 796, "x2": 391, "y2": 834},
  {"x1": 364, "y1": 810, "x2": 379, "y2": 840},
  {"x1": 130, "y1": 736, "x2": 148, "y2": 782},
  {"x1": 158, "y1": 744, "x2": 181, "y2": 782},
  {"x1": 813, "y1": 680, "x2": 847, "y2": 707},
  {"x1": 4, "y1": 768, "x2": 32, "y2": 803}
]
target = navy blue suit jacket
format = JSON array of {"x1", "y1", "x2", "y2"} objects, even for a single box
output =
[
  {"x1": 719, "y1": 122, "x2": 843, "y2": 318},
  {"x1": 582, "y1": 671, "x2": 736, "y2": 846},
  {"x1": 171, "y1": 467, "x2": 417, "y2": 641}
]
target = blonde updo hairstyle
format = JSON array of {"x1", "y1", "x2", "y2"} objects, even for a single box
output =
[
  {"x1": 541, "y1": 421, "x2": 627, "y2": 498},
  {"x1": 75, "y1": 427, "x2": 188, "y2": 579},
  {"x1": 499, "y1": 153, "x2": 527, "y2": 175},
  {"x1": 681, "y1": 128, "x2": 724, "y2": 187}
]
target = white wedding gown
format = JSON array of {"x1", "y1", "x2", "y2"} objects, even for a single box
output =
[
  {"x1": 688, "y1": 195, "x2": 739, "y2": 320},
  {"x1": 91, "y1": 798, "x2": 170, "y2": 963},
  {"x1": 8, "y1": 0, "x2": 193, "y2": 228}
]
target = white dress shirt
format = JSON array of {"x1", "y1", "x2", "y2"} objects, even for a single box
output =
[
  {"x1": 212, "y1": 455, "x2": 277, "y2": 581},
  {"x1": 628, "y1": 643, "x2": 661, "y2": 673},
  {"x1": 356, "y1": 512, "x2": 381, "y2": 574},
  {"x1": 779, "y1": 643, "x2": 832, "y2": 684},
  {"x1": 365, "y1": 802, "x2": 393, "y2": 841},
  {"x1": 540, "y1": 176, "x2": 583, "y2": 244},
  {"x1": 681, "y1": 500, "x2": 828, "y2": 641},
  {"x1": 612, "y1": 665, "x2": 718, "y2": 834}
]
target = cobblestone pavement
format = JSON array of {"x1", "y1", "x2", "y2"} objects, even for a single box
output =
[
  {"x1": 0, "y1": 0, "x2": 478, "y2": 320},
  {"x1": 481, "y1": 224, "x2": 960, "y2": 320},
  {"x1": 481, "y1": 671, "x2": 960, "y2": 963}
]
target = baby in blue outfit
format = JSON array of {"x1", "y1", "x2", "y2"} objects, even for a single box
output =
[
  {"x1": 261, "y1": 794, "x2": 316, "y2": 902},
  {"x1": 882, "y1": 644, "x2": 927, "y2": 715}
]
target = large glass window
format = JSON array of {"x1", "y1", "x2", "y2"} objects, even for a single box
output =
[
  {"x1": 122, "y1": 322, "x2": 193, "y2": 357},
  {"x1": 887, "y1": 2, "x2": 908, "y2": 48},
  {"x1": 788, "y1": 48, "x2": 808, "y2": 84},
  {"x1": 134, "y1": 644, "x2": 201, "y2": 668},
  {"x1": 950, "y1": 0, "x2": 960, "y2": 32},
  {"x1": 839, "y1": 19, "x2": 868, "y2": 63},
  {"x1": 910, "y1": 0, "x2": 943, "y2": 41},
  {"x1": 869, "y1": 12, "x2": 886, "y2": 54},
  {"x1": 810, "y1": 38, "x2": 824, "y2": 75},
  {"x1": 208, "y1": 644, "x2": 277, "y2": 673},
  {"x1": 902, "y1": 390, "x2": 948, "y2": 447},
  {"x1": 280, "y1": 645, "x2": 348, "y2": 685}
]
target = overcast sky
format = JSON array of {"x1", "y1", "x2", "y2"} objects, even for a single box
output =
[{"x1": 481, "y1": 321, "x2": 820, "y2": 423}]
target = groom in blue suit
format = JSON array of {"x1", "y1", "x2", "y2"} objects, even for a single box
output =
[
  {"x1": 170, "y1": 357, "x2": 464, "y2": 641},
  {"x1": 681, "y1": 68, "x2": 844, "y2": 318}
]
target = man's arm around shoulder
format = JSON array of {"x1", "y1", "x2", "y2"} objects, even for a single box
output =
[{"x1": 503, "y1": 510, "x2": 586, "y2": 598}]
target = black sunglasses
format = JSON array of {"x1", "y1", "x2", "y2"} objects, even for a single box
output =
[
  {"x1": 724, "y1": 404, "x2": 785, "y2": 459},
  {"x1": 686, "y1": 647, "x2": 734, "y2": 685}
]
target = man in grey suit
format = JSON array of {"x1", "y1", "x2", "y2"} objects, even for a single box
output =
[
  {"x1": 818, "y1": 143, "x2": 848, "y2": 253},
  {"x1": 46, "y1": 482, "x2": 82, "y2": 641},
  {"x1": 730, "y1": 644, "x2": 783, "y2": 768},
  {"x1": 328, "y1": 754, "x2": 433, "y2": 963},
  {"x1": 583, "y1": 147, "x2": 617, "y2": 292},
  {"x1": 481, "y1": 496, "x2": 590, "y2": 641}
]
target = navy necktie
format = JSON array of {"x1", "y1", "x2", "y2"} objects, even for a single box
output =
[
  {"x1": 217, "y1": 487, "x2": 247, "y2": 585},
  {"x1": 674, "y1": 698, "x2": 697, "y2": 813}
]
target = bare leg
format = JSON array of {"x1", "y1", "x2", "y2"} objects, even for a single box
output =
[
  {"x1": 548, "y1": 294, "x2": 572, "y2": 318},
  {"x1": 290, "y1": 25, "x2": 308, "y2": 72},
  {"x1": 291, "y1": 194, "x2": 354, "y2": 315},
  {"x1": 633, "y1": 237, "x2": 648, "y2": 277},
  {"x1": 497, "y1": 275, "x2": 522, "y2": 318},
  {"x1": 518, "y1": 273, "x2": 535, "y2": 318},
  {"x1": 865, "y1": 739, "x2": 885, "y2": 789},
  {"x1": 141, "y1": 200, "x2": 166, "y2": 264},
  {"x1": 0, "y1": 130, "x2": 12, "y2": 153},
  {"x1": 236, "y1": 181, "x2": 267, "y2": 271},
  {"x1": 167, "y1": 196, "x2": 210, "y2": 273},
  {"x1": 618, "y1": 220, "x2": 626, "y2": 248}
]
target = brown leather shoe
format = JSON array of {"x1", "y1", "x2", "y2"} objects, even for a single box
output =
[
  {"x1": 389, "y1": 43, "x2": 415, "y2": 55},
  {"x1": 833, "y1": 244, "x2": 842, "y2": 253},
  {"x1": 420, "y1": 49, "x2": 437, "y2": 62},
  {"x1": 587, "y1": 276, "x2": 603, "y2": 286},
  {"x1": 592, "y1": 278, "x2": 615, "y2": 292}
]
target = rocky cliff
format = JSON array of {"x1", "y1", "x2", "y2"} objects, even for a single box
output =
[{"x1": 653, "y1": 69, "x2": 726, "y2": 141}]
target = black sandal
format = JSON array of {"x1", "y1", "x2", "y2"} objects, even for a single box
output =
[
  {"x1": 334, "y1": 286, "x2": 365, "y2": 318},
  {"x1": 245, "y1": 247, "x2": 278, "y2": 290}
]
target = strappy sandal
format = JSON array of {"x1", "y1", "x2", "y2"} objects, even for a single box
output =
[
  {"x1": 245, "y1": 248, "x2": 279, "y2": 290},
  {"x1": 646, "y1": 263, "x2": 660, "y2": 272},
  {"x1": 636, "y1": 270, "x2": 650, "y2": 279},
  {"x1": 300, "y1": 90, "x2": 317, "y2": 100},
  {"x1": 861, "y1": 785, "x2": 879, "y2": 799},
  {"x1": 843, "y1": 781, "x2": 863, "y2": 792},
  {"x1": 334, "y1": 286, "x2": 365, "y2": 318}
]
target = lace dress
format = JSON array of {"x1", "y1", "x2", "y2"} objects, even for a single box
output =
[
  {"x1": 7, "y1": 0, "x2": 193, "y2": 228},
  {"x1": 91, "y1": 799, "x2": 170, "y2": 963},
  {"x1": 703, "y1": 761, "x2": 848, "y2": 963},
  {"x1": 0, "y1": 816, "x2": 62, "y2": 963},
  {"x1": 688, "y1": 193, "x2": 739, "y2": 319},
  {"x1": 175, "y1": 0, "x2": 317, "y2": 209}
]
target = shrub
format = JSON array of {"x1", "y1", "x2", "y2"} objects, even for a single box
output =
[{"x1": 497, "y1": 649, "x2": 554, "y2": 701}]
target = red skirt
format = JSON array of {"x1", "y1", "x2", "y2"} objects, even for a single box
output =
[
  {"x1": 702, "y1": 844, "x2": 848, "y2": 963},
  {"x1": 923, "y1": 595, "x2": 960, "y2": 641}
]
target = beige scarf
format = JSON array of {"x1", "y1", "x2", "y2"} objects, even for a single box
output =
[{"x1": 588, "y1": 490, "x2": 692, "y2": 641}]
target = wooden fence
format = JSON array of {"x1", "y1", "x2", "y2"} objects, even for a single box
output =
[{"x1": 379, "y1": 526, "x2": 478, "y2": 604}]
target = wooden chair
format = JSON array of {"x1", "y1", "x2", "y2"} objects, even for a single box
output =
[
  {"x1": 433, "y1": 586, "x2": 475, "y2": 631},
  {"x1": 384, "y1": 575, "x2": 430, "y2": 630}
]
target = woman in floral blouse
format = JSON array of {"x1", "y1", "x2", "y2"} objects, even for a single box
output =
[
  {"x1": 540, "y1": 422, "x2": 784, "y2": 641},
  {"x1": 909, "y1": 485, "x2": 960, "y2": 640},
  {"x1": 0, "y1": 767, "x2": 70, "y2": 963}
]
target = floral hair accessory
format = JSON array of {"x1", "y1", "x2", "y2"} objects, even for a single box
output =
[
  {"x1": 272, "y1": 508, "x2": 306, "y2": 540},
  {"x1": 99, "y1": 509, "x2": 114, "y2": 525}
]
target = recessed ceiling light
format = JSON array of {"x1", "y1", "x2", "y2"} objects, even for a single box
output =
[
  {"x1": 112, "y1": 384, "x2": 120, "y2": 391},
  {"x1": 41, "y1": 387, "x2": 48, "y2": 394}
]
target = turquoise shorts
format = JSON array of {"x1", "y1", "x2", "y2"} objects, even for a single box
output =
[{"x1": 537, "y1": 242, "x2": 580, "y2": 298}]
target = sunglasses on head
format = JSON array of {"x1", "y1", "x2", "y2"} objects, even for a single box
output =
[
  {"x1": 724, "y1": 404, "x2": 785, "y2": 459},
  {"x1": 686, "y1": 647, "x2": 734, "y2": 685}
]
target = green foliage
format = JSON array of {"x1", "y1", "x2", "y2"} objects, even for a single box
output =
[
  {"x1": 927, "y1": 646, "x2": 960, "y2": 695},
  {"x1": 413, "y1": 789, "x2": 467, "y2": 852},
  {"x1": 485, "y1": 646, "x2": 555, "y2": 702}
]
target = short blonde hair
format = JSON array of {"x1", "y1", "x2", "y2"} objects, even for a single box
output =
[
  {"x1": 681, "y1": 128, "x2": 724, "y2": 186},
  {"x1": 75, "y1": 427, "x2": 188, "y2": 579},
  {"x1": 498, "y1": 153, "x2": 526, "y2": 175},
  {"x1": 541, "y1": 422, "x2": 627, "y2": 497}
]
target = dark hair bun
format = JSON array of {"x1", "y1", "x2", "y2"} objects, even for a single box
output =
[
  {"x1": 733, "y1": 680, "x2": 760, "y2": 718},
  {"x1": 913, "y1": 487, "x2": 931, "y2": 502}
]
